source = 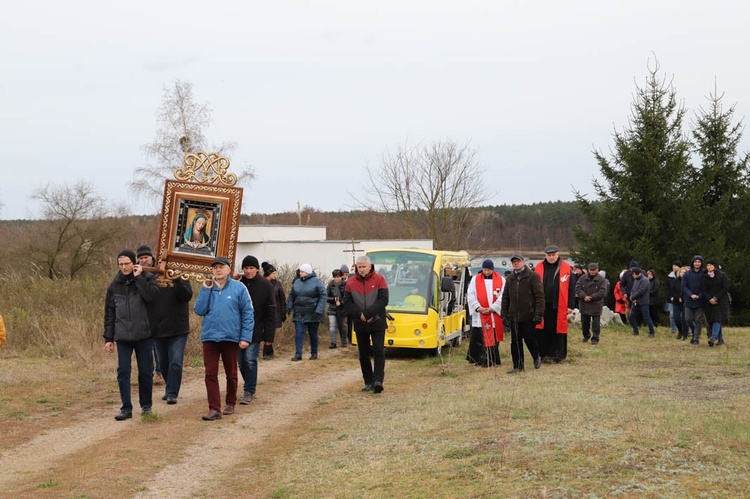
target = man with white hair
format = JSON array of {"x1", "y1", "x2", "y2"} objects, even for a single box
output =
[{"x1": 344, "y1": 255, "x2": 389, "y2": 393}]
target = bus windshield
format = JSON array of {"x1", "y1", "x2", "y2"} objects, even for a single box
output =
[{"x1": 368, "y1": 251, "x2": 436, "y2": 313}]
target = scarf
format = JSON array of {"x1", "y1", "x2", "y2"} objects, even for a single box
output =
[{"x1": 475, "y1": 272, "x2": 504, "y2": 345}]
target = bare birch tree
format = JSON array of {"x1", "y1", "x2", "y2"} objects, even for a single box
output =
[
  {"x1": 130, "y1": 79, "x2": 253, "y2": 204},
  {"x1": 360, "y1": 139, "x2": 490, "y2": 250}
]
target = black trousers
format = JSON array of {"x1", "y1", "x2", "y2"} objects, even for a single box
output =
[
  {"x1": 509, "y1": 320, "x2": 539, "y2": 370},
  {"x1": 581, "y1": 313, "x2": 601, "y2": 340},
  {"x1": 355, "y1": 328, "x2": 385, "y2": 385}
]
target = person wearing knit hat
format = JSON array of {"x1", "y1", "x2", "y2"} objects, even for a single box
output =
[
  {"x1": 136, "y1": 245, "x2": 153, "y2": 259},
  {"x1": 104, "y1": 249, "x2": 160, "y2": 421},
  {"x1": 237, "y1": 255, "x2": 276, "y2": 404},
  {"x1": 466, "y1": 257, "x2": 505, "y2": 368},
  {"x1": 261, "y1": 261, "x2": 275, "y2": 276},
  {"x1": 340, "y1": 264, "x2": 350, "y2": 278},
  {"x1": 261, "y1": 261, "x2": 286, "y2": 359},
  {"x1": 242, "y1": 255, "x2": 260, "y2": 269},
  {"x1": 146, "y1": 243, "x2": 194, "y2": 404},
  {"x1": 287, "y1": 263, "x2": 327, "y2": 361},
  {"x1": 135, "y1": 244, "x2": 163, "y2": 388}
]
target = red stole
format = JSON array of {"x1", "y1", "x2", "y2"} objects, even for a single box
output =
[
  {"x1": 534, "y1": 260, "x2": 571, "y2": 334},
  {"x1": 475, "y1": 272, "x2": 504, "y2": 344}
]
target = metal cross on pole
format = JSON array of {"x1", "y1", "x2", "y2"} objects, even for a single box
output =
[{"x1": 343, "y1": 238, "x2": 364, "y2": 268}]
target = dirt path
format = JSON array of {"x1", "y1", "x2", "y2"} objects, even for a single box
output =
[{"x1": 0, "y1": 349, "x2": 362, "y2": 496}]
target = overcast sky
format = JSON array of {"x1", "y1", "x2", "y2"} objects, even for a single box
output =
[{"x1": 2, "y1": 0, "x2": 749, "y2": 220}]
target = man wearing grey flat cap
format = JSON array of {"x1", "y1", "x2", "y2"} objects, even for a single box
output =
[
  {"x1": 574, "y1": 263, "x2": 608, "y2": 345},
  {"x1": 501, "y1": 253, "x2": 544, "y2": 373}
]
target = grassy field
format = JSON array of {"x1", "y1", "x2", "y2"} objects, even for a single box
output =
[
  {"x1": 238, "y1": 326, "x2": 750, "y2": 498},
  {"x1": 1, "y1": 316, "x2": 748, "y2": 497}
]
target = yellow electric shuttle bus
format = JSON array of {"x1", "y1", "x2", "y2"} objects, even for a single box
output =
[{"x1": 353, "y1": 248, "x2": 472, "y2": 355}]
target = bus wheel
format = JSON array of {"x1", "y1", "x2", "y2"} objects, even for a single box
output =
[{"x1": 450, "y1": 335, "x2": 461, "y2": 347}]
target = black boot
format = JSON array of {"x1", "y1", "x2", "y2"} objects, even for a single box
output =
[{"x1": 263, "y1": 344, "x2": 274, "y2": 360}]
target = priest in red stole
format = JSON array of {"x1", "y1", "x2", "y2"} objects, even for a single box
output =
[
  {"x1": 534, "y1": 245, "x2": 574, "y2": 363},
  {"x1": 466, "y1": 259, "x2": 505, "y2": 367}
]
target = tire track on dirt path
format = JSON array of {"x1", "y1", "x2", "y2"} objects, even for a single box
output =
[
  {"x1": 0, "y1": 349, "x2": 360, "y2": 492},
  {"x1": 133, "y1": 366, "x2": 362, "y2": 498}
]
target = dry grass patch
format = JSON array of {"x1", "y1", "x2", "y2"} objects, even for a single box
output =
[{"x1": 214, "y1": 326, "x2": 750, "y2": 497}]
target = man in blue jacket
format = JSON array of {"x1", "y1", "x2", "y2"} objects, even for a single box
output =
[
  {"x1": 194, "y1": 256, "x2": 254, "y2": 421},
  {"x1": 682, "y1": 255, "x2": 706, "y2": 345}
]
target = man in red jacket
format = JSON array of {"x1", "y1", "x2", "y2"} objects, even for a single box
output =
[
  {"x1": 534, "y1": 245, "x2": 573, "y2": 363},
  {"x1": 344, "y1": 255, "x2": 389, "y2": 393}
]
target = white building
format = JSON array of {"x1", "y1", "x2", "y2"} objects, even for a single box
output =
[{"x1": 235, "y1": 225, "x2": 432, "y2": 278}]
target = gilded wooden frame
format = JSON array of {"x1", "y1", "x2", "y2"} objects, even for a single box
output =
[{"x1": 156, "y1": 180, "x2": 243, "y2": 276}]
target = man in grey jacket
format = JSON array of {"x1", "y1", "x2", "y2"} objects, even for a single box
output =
[
  {"x1": 574, "y1": 263, "x2": 608, "y2": 345},
  {"x1": 629, "y1": 268, "x2": 656, "y2": 337}
]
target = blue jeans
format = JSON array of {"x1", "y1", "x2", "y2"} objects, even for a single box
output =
[
  {"x1": 668, "y1": 302, "x2": 677, "y2": 332},
  {"x1": 152, "y1": 344, "x2": 162, "y2": 376},
  {"x1": 710, "y1": 322, "x2": 724, "y2": 342},
  {"x1": 116, "y1": 338, "x2": 154, "y2": 412},
  {"x1": 153, "y1": 334, "x2": 188, "y2": 398},
  {"x1": 238, "y1": 342, "x2": 260, "y2": 395},
  {"x1": 294, "y1": 321, "x2": 319, "y2": 357},
  {"x1": 630, "y1": 304, "x2": 655, "y2": 335}
]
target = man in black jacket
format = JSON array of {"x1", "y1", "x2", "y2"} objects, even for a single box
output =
[
  {"x1": 137, "y1": 245, "x2": 193, "y2": 405},
  {"x1": 237, "y1": 255, "x2": 276, "y2": 405},
  {"x1": 104, "y1": 249, "x2": 159, "y2": 420},
  {"x1": 501, "y1": 254, "x2": 544, "y2": 373}
]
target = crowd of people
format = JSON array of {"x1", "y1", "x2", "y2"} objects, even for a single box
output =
[
  {"x1": 100, "y1": 242, "x2": 732, "y2": 419},
  {"x1": 103, "y1": 248, "x2": 389, "y2": 421},
  {"x1": 465, "y1": 249, "x2": 733, "y2": 375},
  {"x1": 621, "y1": 256, "x2": 731, "y2": 347}
]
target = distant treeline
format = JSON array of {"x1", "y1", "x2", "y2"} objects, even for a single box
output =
[{"x1": 244, "y1": 201, "x2": 587, "y2": 252}]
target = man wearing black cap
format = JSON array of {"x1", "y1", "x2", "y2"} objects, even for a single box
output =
[
  {"x1": 104, "y1": 249, "x2": 160, "y2": 420},
  {"x1": 534, "y1": 245, "x2": 574, "y2": 363},
  {"x1": 236, "y1": 255, "x2": 276, "y2": 405},
  {"x1": 574, "y1": 263, "x2": 608, "y2": 344},
  {"x1": 194, "y1": 257, "x2": 254, "y2": 420},
  {"x1": 501, "y1": 253, "x2": 544, "y2": 373},
  {"x1": 466, "y1": 259, "x2": 505, "y2": 367},
  {"x1": 629, "y1": 268, "x2": 656, "y2": 337},
  {"x1": 137, "y1": 245, "x2": 193, "y2": 405}
]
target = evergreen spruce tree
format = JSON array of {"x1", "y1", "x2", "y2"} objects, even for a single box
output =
[
  {"x1": 574, "y1": 61, "x2": 692, "y2": 276},
  {"x1": 690, "y1": 87, "x2": 750, "y2": 315}
]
